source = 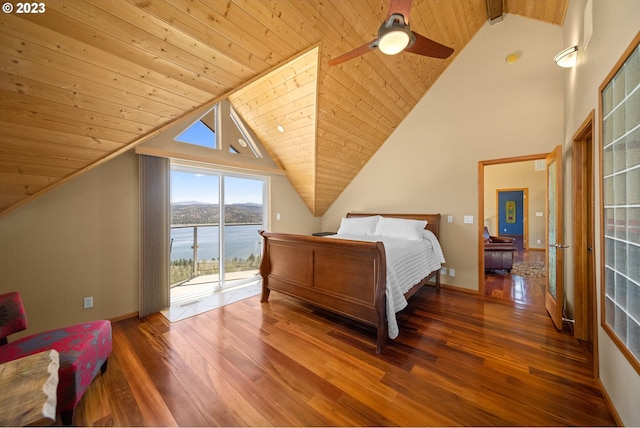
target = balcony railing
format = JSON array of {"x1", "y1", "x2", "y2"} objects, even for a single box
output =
[{"x1": 170, "y1": 223, "x2": 262, "y2": 287}]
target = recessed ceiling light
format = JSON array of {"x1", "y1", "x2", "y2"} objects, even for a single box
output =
[
  {"x1": 277, "y1": 124, "x2": 285, "y2": 133},
  {"x1": 505, "y1": 52, "x2": 520, "y2": 64}
]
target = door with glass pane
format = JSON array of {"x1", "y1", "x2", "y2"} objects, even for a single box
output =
[
  {"x1": 222, "y1": 175, "x2": 265, "y2": 288},
  {"x1": 546, "y1": 145, "x2": 566, "y2": 329},
  {"x1": 170, "y1": 167, "x2": 221, "y2": 303},
  {"x1": 169, "y1": 165, "x2": 266, "y2": 303}
]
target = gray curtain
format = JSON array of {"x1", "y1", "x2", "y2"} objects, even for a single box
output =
[{"x1": 139, "y1": 155, "x2": 170, "y2": 317}]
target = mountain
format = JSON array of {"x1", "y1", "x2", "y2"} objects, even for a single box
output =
[
  {"x1": 172, "y1": 200, "x2": 207, "y2": 206},
  {"x1": 171, "y1": 203, "x2": 262, "y2": 225}
]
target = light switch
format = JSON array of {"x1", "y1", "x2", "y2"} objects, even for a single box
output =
[{"x1": 463, "y1": 215, "x2": 474, "y2": 224}]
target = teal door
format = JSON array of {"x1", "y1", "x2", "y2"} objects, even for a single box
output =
[{"x1": 498, "y1": 190, "x2": 524, "y2": 236}]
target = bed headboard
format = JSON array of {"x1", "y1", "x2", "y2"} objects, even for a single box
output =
[{"x1": 346, "y1": 213, "x2": 441, "y2": 239}]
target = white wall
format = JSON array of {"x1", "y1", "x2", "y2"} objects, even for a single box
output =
[
  {"x1": 323, "y1": 14, "x2": 564, "y2": 290},
  {"x1": 562, "y1": 0, "x2": 640, "y2": 425}
]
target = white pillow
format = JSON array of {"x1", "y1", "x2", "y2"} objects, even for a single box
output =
[
  {"x1": 374, "y1": 217, "x2": 428, "y2": 240},
  {"x1": 337, "y1": 215, "x2": 380, "y2": 235}
]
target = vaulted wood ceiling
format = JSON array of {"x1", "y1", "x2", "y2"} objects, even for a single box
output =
[{"x1": 0, "y1": 0, "x2": 567, "y2": 217}]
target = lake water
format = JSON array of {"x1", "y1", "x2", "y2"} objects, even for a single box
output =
[{"x1": 170, "y1": 224, "x2": 262, "y2": 262}]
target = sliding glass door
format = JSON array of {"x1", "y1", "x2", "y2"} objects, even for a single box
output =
[
  {"x1": 169, "y1": 164, "x2": 266, "y2": 304},
  {"x1": 222, "y1": 176, "x2": 264, "y2": 284}
]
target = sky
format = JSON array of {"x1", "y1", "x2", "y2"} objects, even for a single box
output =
[
  {"x1": 171, "y1": 171, "x2": 264, "y2": 205},
  {"x1": 174, "y1": 120, "x2": 216, "y2": 149}
]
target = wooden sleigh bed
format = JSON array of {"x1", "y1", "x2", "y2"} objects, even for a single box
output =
[{"x1": 259, "y1": 213, "x2": 442, "y2": 353}]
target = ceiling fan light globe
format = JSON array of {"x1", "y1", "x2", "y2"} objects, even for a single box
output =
[{"x1": 378, "y1": 31, "x2": 410, "y2": 55}]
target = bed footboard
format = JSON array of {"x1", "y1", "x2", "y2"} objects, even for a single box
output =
[{"x1": 259, "y1": 231, "x2": 389, "y2": 352}]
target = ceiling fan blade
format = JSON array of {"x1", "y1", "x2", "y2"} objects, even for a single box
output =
[
  {"x1": 404, "y1": 32, "x2": 454, "y2": 59},
  {"x1": 387, "y1": 0, "x2": 413, "y2": 23},
  {"x1": 328, "y1": 39, "x2": 377, "y2": 66}
]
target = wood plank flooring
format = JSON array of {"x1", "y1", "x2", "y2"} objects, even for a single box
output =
[
  {"x1": 73, "y1": 286, "x2": 616, "y2": 426},
  {"x1": 484, "y1": 248, "x2": 547, "y2": 307}
]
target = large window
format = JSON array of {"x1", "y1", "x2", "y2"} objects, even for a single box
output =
[
  {"x1": 138, "y1": 95, "x2": 280, "y2": 310},
  {"x1": 169, "y1": 163, "x2": 267, "y2": 304},
  {"x1": 601, "y1": 33, "x2": 640, "y2": 372}
]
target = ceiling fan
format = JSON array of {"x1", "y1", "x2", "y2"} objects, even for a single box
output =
[{"x1": 328, "y1": 0, "x2": 454, "y2": 66}]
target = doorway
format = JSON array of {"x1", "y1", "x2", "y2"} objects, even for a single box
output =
[
  {"x1": 572, "y1": 111, "x2": 597, "y2": 375},
  {"x1": 497, "y1": 189, "x2": 526, "y2": 250},
  {"x1": 478, "y1": 154, "x2": 548, "y2": 302}
]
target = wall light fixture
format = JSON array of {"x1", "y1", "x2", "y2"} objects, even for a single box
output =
[{"x1": 554, "y1": 46, "x2": 578, "y2": 68}]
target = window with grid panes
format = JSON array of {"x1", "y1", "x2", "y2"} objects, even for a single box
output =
[{"x1": 601, "y1": 34, "x2": 640, "y2": 372}]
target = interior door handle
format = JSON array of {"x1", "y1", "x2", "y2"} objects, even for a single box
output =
[{"x1": 549, "y1": 243, "x2": 570, "y2": 249}]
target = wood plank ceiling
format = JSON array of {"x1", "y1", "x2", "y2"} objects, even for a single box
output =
[{"x1": 0, "y1": 0, "x2": 567, "y2": 217}]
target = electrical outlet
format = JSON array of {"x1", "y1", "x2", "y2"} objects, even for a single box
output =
[
  {"x1": 83, "y1": 296, "x2": 93, "y2": 309},
  {"x1": 449, "y1": 268, "x2": 456, "y2": 278},
  {"x1": 440, "y1": 267, "x2": 447, "y2": 275},
  {"x1": 447, "y1": 215, "x2": 453, "y2": 223}
]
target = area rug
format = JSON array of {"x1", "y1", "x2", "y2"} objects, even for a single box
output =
[{"x1": 510, "y1": 261, "x2": 546, "y2": 278}]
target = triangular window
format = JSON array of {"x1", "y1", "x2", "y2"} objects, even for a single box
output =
[
  {"x1": 228, "y1": 105, "x2": 262, "y2": 159},
  {"x1": 174, "y1": 106, "x2": 217, "y2": 149},
  {"x1": 172, "y1": 102, "x2": 262, "y2": 160},
  {"x1": 141, "y1": 99, "x2": 280, "y2": 174}
]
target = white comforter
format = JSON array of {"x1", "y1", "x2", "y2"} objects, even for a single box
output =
[{"x1": 329, "y1": 231, "x2": 445, "y2": 339}]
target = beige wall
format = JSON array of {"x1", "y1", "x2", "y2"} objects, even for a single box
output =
[
  {"x1": 269, "y1": 173, "x2": 321, "y2": 234},
  {"x1": 484, "y1": 160, "x2": 546, "y2": 250},
  {"x1": 323, "y1": 14, "x2": 564, "y2": 291},
  {"x1": 0, "y1": 151, "x2": 140, "y2": 336},
  {"x1": 561, "y1": 0, "x2": 640, "y2": 425},
  {"x1": 0, "y1": 150, "x2": 319, "y2": 337}
]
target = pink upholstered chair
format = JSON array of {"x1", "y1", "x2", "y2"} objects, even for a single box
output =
[{"x1": 0, "y1": 292, "x2": 112, "y2": 425}]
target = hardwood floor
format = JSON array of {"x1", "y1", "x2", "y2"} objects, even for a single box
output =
[
  {"x1": 73, "y1": 285, "x2": 616, "y2": 427},
  {"x1": 484, "y1": 248, "x2": 547, "y2": 307}
]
